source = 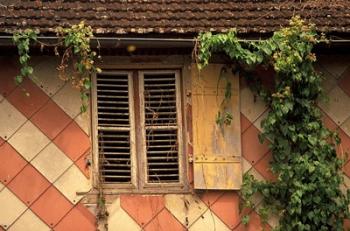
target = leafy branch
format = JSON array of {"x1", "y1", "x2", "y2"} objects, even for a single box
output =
[
  {"x1": 197, "y1": 16, "x2": 350, "y2": 230},
  {"x1": 12, "y1": 21, "x2": 101, "y2": 112},
  {"x1": 215, "y1": 66, "x2": 234, "y2": 126},
  {"x1": 12, "y1": 29, "x2": 37, "y2": 84},
  {"x1": 56, "y1": 21, "x2": 101, "y2": 112}
]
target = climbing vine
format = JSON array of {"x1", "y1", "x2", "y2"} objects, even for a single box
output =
[
  {"x1": 56, "y1": 22, "x2": 101, "y2": 112},
  {"x1": 13, "y1": 29, "x2": 37, "y2": 84},
  {"x1": 197, "y1": 16, "x2": 350, "y2": 230},
  {"x1": 12, "y1": 21, "x2": 101, "y2": 112},
  {"x1": 11, "y1": 16, "x2": 350, "y2": 230},
  {"x1": 215, "y1": 66, "x2": 234, "y2": 126}
]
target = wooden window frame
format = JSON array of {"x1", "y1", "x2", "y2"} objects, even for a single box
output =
[{"x1": 91, "y1": 67, "x2": 189, "y2": 194}]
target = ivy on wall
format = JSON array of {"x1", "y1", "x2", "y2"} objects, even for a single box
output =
[
  {"x1": 10, "y1": 16, "x2": 350, "y2": 230},
  {"x1": 197, "y1": 16, "x2": 350, "y2": 230},
  {"x1": 12, "y1": 29, "x2": 37, "y2": 84},
  {"x1": 12, "y1": 21, "x2": 101, "y2": 112}
]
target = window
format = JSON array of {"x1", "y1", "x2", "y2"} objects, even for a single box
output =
[{"x1": 92, "y1": 70, "x2": 186, "y2": 192}]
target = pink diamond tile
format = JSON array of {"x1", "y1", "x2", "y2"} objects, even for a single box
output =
[
  {"x1": 242, "y1": 125, "x2": 270, "y2": 165},
  {"x1": 200, "y1": 191, "x2": 224, "y2": 207},
  {"x1": 343, "y1": 160, "x2": 350, "y2": 178},
  {"x1": 0, "y1": 59, "x2": 18, "y2": 97},
  {"x1": 54, "y1": 203, "x2": 95, "y2": 231},
  {"x1": 75, "y1": 149, "x2": 91, "y2": 178},
  {"x1": 320, "y1": 108, "x2": 338, "y2": 131},
  {"x1": 8, "y1": 164, "x2": 50, "y2": 206},
  {"x1": 0, "y1": 137, "x2": 4, "y2": 146},
  {"x1": 337, "y1": 128, "x2": 350, "y2": 161},
  {"x1": 31, "y1": 186, "x2": 73, "y2": 227},
  {"x1": 31, "y1": 99, "x2": 72, "y2": 140},
  {"x1": 254, "y1": 152, "x2": 277, "y2": 182},
  {"x1": 338, "y1": 67, "x2": 350, "y2": 97},
  {"x1": 344, "y1": 219, "x2": 350, "y2": 230},
  {"x1": 209, "y1": 192, "x2": 242, "y2": 229},
  {"x1": 189, "y1": 209, "x2": 231, "y2": 231},
  {"x1": 144, "y1": 209, "x2": 186, "y2": 231},
  {"x1": 7, "y1": 78, "x2": 49, "y2": 118},
  {"x1": 121, "y1": 195, "x2": 165, "y2": 227},
  {"x1": 53, "y1": 122, "x2": 90, "y2": 161},
  {"x1": 241, "y1": 113, "x2": 252, "y2": 134},
  {"x1": 0, "y1": 142, "x2": 27, "y2": 185}
]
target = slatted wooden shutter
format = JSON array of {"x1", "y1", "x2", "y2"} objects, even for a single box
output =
[
  {"x1": 95, "y1": 72, "x2": 136, "y2": 185},
  {"x1": 140, "y1": 71, "x2": 183, "y2": 184},
  {"x1": 191, "y1": 64, "x2": 242, "y2": 189}
]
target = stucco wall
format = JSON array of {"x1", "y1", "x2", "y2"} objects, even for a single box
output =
[{"x1": 0, "y1": 54, "x2": 349, "y2": 231}]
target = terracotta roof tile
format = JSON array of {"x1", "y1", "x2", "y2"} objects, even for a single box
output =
[{"x1": 0, "y1": 0, "x2": 349, "y2": 35}]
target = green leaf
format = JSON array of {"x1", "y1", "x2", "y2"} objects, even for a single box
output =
[
  {"x1": 307, "y1": 136, "x2": 317, "y2": 145},
  {"x1": 80, "y1": 104, "x2": 87, "y2": 113},
  {"x1": 242, "y1": 215, "x2": 250, "y2": 225},
  {"x1": 15, "y1": 75, "x2": 23, "y2": 84},
  {"x1": 84, "y1": 80, "x2": 91, "y2": 90}
]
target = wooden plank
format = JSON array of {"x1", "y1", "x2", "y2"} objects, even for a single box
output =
[{"x1": 191, "y1": 64, "x2": 242, "y2": 190}]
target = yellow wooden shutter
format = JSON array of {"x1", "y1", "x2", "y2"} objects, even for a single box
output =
[{"x1": 191, "y1": 64, "x2": 242, "y2": 190}]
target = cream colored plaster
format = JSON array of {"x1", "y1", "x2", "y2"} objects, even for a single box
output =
[
  {"x1": 340, "y1": 116, "x2": 350, "y2": 137},
  {"x1": 31, "y1": 143, "x2": 73, "y2": 183},
  {"x1": 320, "y1": 70, "x2": 338, "y2": 94},
  {"x1": 8, "y1": 209, "x2": 50, "y2": 231},
  {"x1": 108, "y1": 198, "x2": 141, "y2": 231},
  {"x1": 0, "y1": 99, "x2": 27, "y2": 140},
  {"x1": 253, "y1": 109, "x2": 269, "y2": 132},
  {"x1": 54, "y1": 165, "x2": 91, "y2": 204},
  {"x1": 240, "y1": 87, "x2": 267, "y2": 123},
  {"x1": 242, "y1": 158, "x2": 253, "y2": 174},
  {"x1": 341, "y1": 174, "x2": 350, "y2": 194},
  {"x1": 189, "y1": 209, "x2": 230, "y2": 231},
  {"x1": 248, "y1": 167, "x2": 265, "y2": 182},
  {"x1": 74, "y1": 111, "x2": 90, "y2": 135},
  {"x1": 319, "y1": 86, "x2": 350, "y2": 125},
  {"x1": 31, "y1": 58, "x2": 64, "y2": 96},
  {"x1": 8, "y1": 120, "x2": 50, "y2": 161},
  {"x1": 0, "y1": 188, "x2": 27, "y2": 229},
  {"x1": 52, "y1": 83, "x2": 82, "y2": 118},
  {"x1": 165, "y1": 194, "x2": 207, "y2": 228}
]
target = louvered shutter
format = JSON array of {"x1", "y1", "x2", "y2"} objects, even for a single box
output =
[
  {"x1": 191, "y1": 64, "x2": 242, "y2": 190},
  {"x1": 140, "y1": 71, "x2": 183, "y2": 184},
  {"x1": 95, "y1": 72, "x2": 136, "y2": 185}
]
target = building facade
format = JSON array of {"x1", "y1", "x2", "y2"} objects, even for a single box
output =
[{"x1": 0, "y1": 1, "x2": 350, "y2": 230}]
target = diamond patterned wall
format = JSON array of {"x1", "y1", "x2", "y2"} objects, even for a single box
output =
[
  {"x1": 0, "y1": 55, "x2": 350, "y2": 231},
  {"x1": 0, "y1": 57, "x2": 94, "y2": 230}
]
